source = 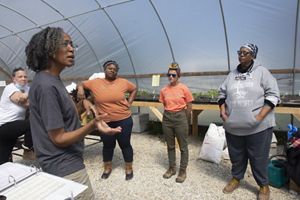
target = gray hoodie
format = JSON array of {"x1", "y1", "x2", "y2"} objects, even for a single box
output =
[{"x1": 218, "y1": 63, "x2": 280, "y2": 136}]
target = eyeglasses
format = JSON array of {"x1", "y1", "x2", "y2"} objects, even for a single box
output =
[
  {"x1": 237, "y1": 51, "x2": 251, "y2": 56},
  {"x1": 235, "y1": 74, "x2": 247, "y2": 80},
  {"x1": 60, "y1": 40, "x2": 78, "y2": 50},
  {"x1": 167, "y1": 73, "x2": 177, "y2": 78}
]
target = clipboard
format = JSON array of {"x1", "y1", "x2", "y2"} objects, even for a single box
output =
[{"x1": 0, "y1": 162, "x2": 87, "y2": 200}]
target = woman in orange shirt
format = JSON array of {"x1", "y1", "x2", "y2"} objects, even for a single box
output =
[
  {"x1": 159, "y1": 62, "x2": 193, "y2": 183},
  {"x1": 78, "y1": 60, "x2": 137, "y2": 180}
]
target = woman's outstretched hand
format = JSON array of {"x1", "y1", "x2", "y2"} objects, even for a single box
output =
[{"x1": 94, "y1": 113, "x2": 122, "y2": 134}]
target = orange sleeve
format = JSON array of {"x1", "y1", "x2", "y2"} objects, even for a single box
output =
[
  {"x1": 82, "y1": 79, "x2": 91, "y2": 90},
  {"x1": 183, "y1": 85, "x2": 194, "y2": 103},
  {"x1": 159, "y1": 88, "x2": 165, "y2": 103}
]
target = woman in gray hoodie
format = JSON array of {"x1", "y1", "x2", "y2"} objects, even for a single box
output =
[{"x1": 218, "y1": 43, "x2": 280, "y2": 200}]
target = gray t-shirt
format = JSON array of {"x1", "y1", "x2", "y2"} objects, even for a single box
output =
[{"x1": 29, "y1": 71, "x2": 84, "y2": 176}]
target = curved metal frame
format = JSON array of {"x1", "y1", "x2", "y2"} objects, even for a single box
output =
[
  {"x1": 0, "y1": 40, "x2": 25, "y2": 64},
  {"x1": 102, "y1": 8, "x2": 139, "y2": 88},
  {"x1": 0, "y1": 0, "x2": 297, "y2": 95},
  {"x1": 292, "y1": 0, "x2": 299, "y2": 95},
  {"x1": 0, "y1": 3, "x2": 38, "y2": 26},
  {"x1": 0, "y1": 25, "x2": 28, "y2": 73},
  {"x1": 0, "y1": 56, "x2": 12, "y2": 79},
  {"x1": 149, "y1": 0, "x2": 175, "y2": 62},
  {"x1": 41, "y1": 0, "x2": 101, "y2": 70},
  {"x1": 0, "y1": 4, "x2": 38, "y2": 74},
  {"x1": 218, "y1": 0, "x2": 230, "y2": 72}
]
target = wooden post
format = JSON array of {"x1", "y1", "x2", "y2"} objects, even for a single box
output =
[{"x1": 192, "y1": 110, "x2": 203, "y2": 136}]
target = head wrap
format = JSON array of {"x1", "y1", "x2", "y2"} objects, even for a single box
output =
[
  {"x1": 168, "y1": 62, "x2": 181, "y2": 77},
  {"x1": 241, "y1": 43, "x2": 258, "y2": 59}
]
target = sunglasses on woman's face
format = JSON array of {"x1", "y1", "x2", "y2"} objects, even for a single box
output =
[{"x1": 167, "y1": 73, "x2": 177, "y2": 78}]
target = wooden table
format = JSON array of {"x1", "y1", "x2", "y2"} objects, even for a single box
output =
[{"x1": 132, "y1": 101, "x2": 300, "y2": 136}]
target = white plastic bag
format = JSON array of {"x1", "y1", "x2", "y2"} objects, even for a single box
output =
[
  {"x1": 199, "y1": 123, "x2": 226, "y2": 164},
  {"x1": 222, "y1": 147, "x2": 230, "y2": 160}
]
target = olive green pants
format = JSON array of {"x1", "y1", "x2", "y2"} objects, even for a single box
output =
[{"x1": 162, "y1": 110, "x2": 189, "y2": 170}]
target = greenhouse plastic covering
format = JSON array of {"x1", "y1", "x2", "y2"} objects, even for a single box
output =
[{"x1": 0, "y1": 0, "x2": 299, "y2": 98}]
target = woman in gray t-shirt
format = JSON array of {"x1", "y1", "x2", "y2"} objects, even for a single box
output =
[{"x1": 25, "y1": 27, "x2": 121, "y2": 200}]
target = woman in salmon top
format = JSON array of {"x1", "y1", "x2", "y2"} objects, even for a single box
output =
[
  {"x1": 159, "y1": 62, "x2": 193, "y2": 183},
  {"x1": 78, "y1": 60, "x2": 137, "y2": 180}
]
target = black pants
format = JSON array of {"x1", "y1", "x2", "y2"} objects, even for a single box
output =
[
  {"x1": 0, "y1": 120, "x2": 33, "y2": 164},
  {"x1": 101, "y1": 117, "x2": 133, "y2": 162},
  {"x1": 226, "y1": 128, "x2": 272, "y2": 186}
]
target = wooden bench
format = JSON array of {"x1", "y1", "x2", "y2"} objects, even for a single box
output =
[{"x1": 132, "y1": 101, "x2": 300, "y2": 136}]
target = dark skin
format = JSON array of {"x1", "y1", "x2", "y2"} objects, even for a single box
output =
[{"x1": 220, "y1": 47, "x2": 273, "y2": 123}]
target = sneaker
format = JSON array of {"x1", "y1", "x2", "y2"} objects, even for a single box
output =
[
  {"x1": 22, "y1": 147, "x2": 35, "y2": 160},
  {"x1": 22, "y1": 144, "x2": 31, "y2": 150},
  {"x1": 163, "y1": 167, "x2": 176, "y2": 179},
  {"x1": 223, "y1": 178, "x2": 240, "y2": 194},
  {"x1": 258, "y1": 185, "x2": 270, "y2": 200}
]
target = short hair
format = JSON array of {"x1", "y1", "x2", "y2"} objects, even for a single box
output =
[
  {"x1": 12, "y1": 67, "x2": 25, "y2": 77},
  {"x1": 168, "y1": 62, "x2": 181, "y2": 77},
  {"x1": 25, "y1": 27, "x2": 64, "y2": 72},
  {"x1": 102, "y1": 60, "x2": 119, "y2": 71}
]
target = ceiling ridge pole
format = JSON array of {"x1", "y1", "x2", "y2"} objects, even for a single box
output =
[
  {"x1": 102, "y1": 9, "x2": 139, "y2": 88},
  {"x1": 149, "y1": 0, "x2": 175, "y2": 62},
  {"x1": 218, "y1": 0, "x2": 230, "y2": 72},
  {"x1": 292, "y1": 0, "x2": 299, "y2": 95}
]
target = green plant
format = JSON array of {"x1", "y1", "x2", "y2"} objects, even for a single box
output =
[
  {"x1": 206, "y1": 89, "x2": 219, "y2": 99},
  {"x1": 136, "y1": 89, "x2": 153, "y2": 98},
  {"x1": 192, "y1": 89, "x2": 219, "y2": 101}
]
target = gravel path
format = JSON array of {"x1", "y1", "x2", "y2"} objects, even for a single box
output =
[
  {"x1": 14, "y1": 132, "x2": 299, "y2": 200},
  {"x1": 83, "y1": 133, "x2": 299, "y2": 200}
]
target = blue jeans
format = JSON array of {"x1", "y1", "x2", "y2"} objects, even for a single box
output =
[{"x1": 101, "y1": 116, "x2": 133, "y2": 162}]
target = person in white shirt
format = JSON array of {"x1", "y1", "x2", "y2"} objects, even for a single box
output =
[{"x1": 0, "y1": 67, "x2": 34, "y2": 164}]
